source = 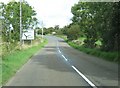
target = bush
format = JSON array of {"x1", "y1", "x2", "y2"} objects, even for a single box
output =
[{"x1": 66, "y1": 24, "x2": 81, "y2": 41}]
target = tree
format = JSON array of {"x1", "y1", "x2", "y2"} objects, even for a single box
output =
[
  {"x1": 71, "y1": 2, "x2": 119, "y2": 51},
  {"x1": 1, "y1": 1, "x2": 37, "y2": 42},
  {"x1": 66, "y1": 24, "x2": 81, "y2": 41},
  {"x1": 71, "y1": 2, "x2": 98, "y2": 48},
  {"x1": 54, "y1": 25, "x2": 59, "y2": 30},
  {"x1": 1, "y1": 1, "x2": 38, "y2": 52}
]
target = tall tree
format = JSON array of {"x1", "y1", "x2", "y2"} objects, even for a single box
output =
[
  {"x1": 1, "y1": 1, "x2": 37, "y2": 42},
  {"x1": 71, "y1": 2, "x2": 119, "y2": 51},
  {"x1": 71, "y1": 2, "x2": 98, "y2": 48}
]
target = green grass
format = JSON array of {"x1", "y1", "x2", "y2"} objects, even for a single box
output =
[
  {"x1": 56, "y1": 35, "x2": 67, "y2": 40},
  {"x1": 1, "y1": 39, "x2": 48, "y2": 86},
  {"x1": 0, "y1": 60, "x2": 2, "y2": 87},
  {"x1": 68, "y1": 41, "x2": 119, "y2": 62}
]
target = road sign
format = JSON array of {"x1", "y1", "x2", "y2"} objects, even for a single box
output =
[{"x1": 22, "y1": 30, "x2": 34, "y2": 40}]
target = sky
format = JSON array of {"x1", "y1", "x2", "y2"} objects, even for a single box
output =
[{"x1": 0, "y1": 0, "x2": 79, "y2": 28}]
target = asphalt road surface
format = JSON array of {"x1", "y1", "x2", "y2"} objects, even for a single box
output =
[{"x1": 6, "y1": 35, "x2": 118, "y2": 87}]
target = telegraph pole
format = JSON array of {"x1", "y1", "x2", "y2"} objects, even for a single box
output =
[
  {"x1": 20, "y1": 0, "x2": 22, "y2": 49},
  {"x1": 41, "y1": 21, "x2": 44, "y2": 42}
]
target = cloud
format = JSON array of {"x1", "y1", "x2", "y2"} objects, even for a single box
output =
[
  {"x1": 0, "y1": 0, "x2": 79, "y2": 28},
  {"x1": 26, "y1": 0, "x2": 79, "y2": 28}
]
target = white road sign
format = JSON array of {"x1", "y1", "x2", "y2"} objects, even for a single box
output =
[{"x1": 22, "y1": 30, "x2": 34, "y2": 40}]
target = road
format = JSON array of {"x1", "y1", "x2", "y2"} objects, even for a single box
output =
[{"x1": 6, "y1": 35, "x2": 118, "y2": 87}]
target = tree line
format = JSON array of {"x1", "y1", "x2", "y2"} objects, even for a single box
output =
[
  {"x1": 0, "y1": 1, "x2": 38, "y2": 53},
  {"x1": 41, "y1": 2, "x2": 119, "y2": 52},
  {"x1": 62, "y1": 2, "x2": 119, "y2": 52}
]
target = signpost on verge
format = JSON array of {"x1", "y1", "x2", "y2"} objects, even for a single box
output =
[{"x1": 20, "y1": 0, "x2": 34, "y2": 46}]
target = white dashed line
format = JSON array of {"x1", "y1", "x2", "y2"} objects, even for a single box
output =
[
  {"x1": 57, "y1": 40, "x2": 97, "y2": 88},
  {"x1": 58, "y1": 50, "x2": 61, "y2": 53},
  {"x1": 62, "y1": 55, "x2": 68, "y2": 61}
]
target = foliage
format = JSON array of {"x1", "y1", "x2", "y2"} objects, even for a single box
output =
[
  {"x1": 65, "y1": 24, "x2": 81, "y2": 41},
  {"x1": 68, "y1": 41, "x2": 118, "y2": 62},
  {"x1": 37, "y1": 26, "x2": 65, "y2": 35},
  {"x1": 1, "y1": 1, "x2": 37, "y2": 41},
  {"x1": 37, "y1": 27, "x2": 54, "y2": 35},
  {"x1": 54, "y1": 25, "x2": 59, "y2": 30},
  {"x1": 0, "y1": 1, "x2": 38, "y2": 53},
  {"x1": 71, "y1": 2, "x2": 120, "y2": 51},
  {"x1": 2, "y1": 39, "x2": 48, "y2": 85}
]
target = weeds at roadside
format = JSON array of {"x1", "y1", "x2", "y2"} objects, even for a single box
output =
[{"x1": 1, "y1": 39, "x2": 48, "y2": 86}]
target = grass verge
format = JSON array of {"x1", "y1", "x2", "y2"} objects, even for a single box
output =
[
  {"x1": 68, "y1": 41, "x2": 119, "y2": 62},
  {"x1": 1, "y1": 39, "x2": 48, "y2": 86}
]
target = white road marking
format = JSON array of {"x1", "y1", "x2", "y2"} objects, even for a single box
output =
[
  {"x1": 62, "y1": 55, "x2": 68, "y2": 61},
  {"x1": 72, "y1": 65, "x2": 97, "y2": 88},
  {"x1": 57, "y1": 41, "x2": 61, "y2": 54},
  {"x1": 57, "y1": 40, "x2": 97, "y2": 88},
  {"x1": 58, "y1": 50, "x2": 61, "y2": 53}
]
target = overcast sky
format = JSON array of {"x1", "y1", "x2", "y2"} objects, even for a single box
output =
[{"x1": 0, "y1": 0, "x2": 79, "y2": 28}]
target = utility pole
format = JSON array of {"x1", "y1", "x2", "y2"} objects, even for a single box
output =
[
  {"x1": 20, "y1": 0, "x2": 22, "y2": 49},
  {"x1": 41, "y1": 21, "x2": 44, "y2": 42}
]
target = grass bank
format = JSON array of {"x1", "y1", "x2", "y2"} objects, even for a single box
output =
[
  {"x1": 68, "y1": 41, "x2": 118, "y2": 62},
  {"x1": 56, "y1": 35, "x2": 119, "y2": 63},
  {"x1": 1, "y1": 39, "x2": 48, "y2": 86}
]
